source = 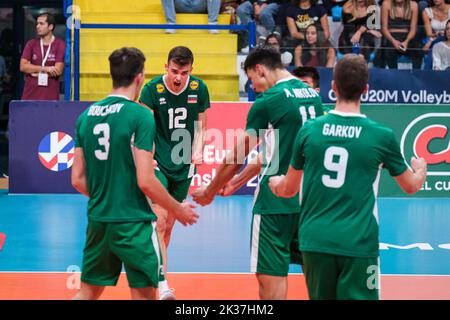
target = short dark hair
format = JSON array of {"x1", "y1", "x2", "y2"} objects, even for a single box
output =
[
  {"x1": 265, "y1": 33, "x2": 282, "y2": 46},
  {"x1": 291, "y1": 66, "x2": 320, "y2": 89},
  {"x1": 168, "y1": 46, "x2": 194, "y2": 66},
  {"x1": 37, "y1": 12, "x2": 56, "y2": 31},
  {"x1": 244, "y1": 45, "x2": 283, "y2": 72},
  {"x1": 109, "y1": 47, "x2": 146, "y2": 88},
  {"x1": 333, "y1": 54, "x2": 368, "y2": 102}
]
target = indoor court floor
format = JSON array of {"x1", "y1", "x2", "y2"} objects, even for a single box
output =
[{"x1": 1, "y1": 182, "x2": 449, "y2": 300}]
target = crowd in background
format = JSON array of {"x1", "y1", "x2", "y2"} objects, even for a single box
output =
[{"x1": 220, "y1": 0, "x2": 450, "y2": 69}]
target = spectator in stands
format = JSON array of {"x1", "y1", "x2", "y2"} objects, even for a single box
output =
[
  {"x1": 265, "y1": 32, "x2": 294, "y2": 65},
  {"x1": 237, "y1": 0, "x2": 285, "y2": 53},
  {"x1": 286, "y1": 0, "x2": 330, "y2": 46},
  {"x1": 381, "y1": 0, "x2": 423, "y2": 69},
  {"x1": 432, "y1": 19, "x2": 450, "y2": 69},
  {"x1": 338, "y1": 0, "x2": 383, "y2": 62},
  {"x1": 20, "y1": 12, "x2": 65, "y2": 100},
  {"x1": 423, "y1": 0, "x2": 450, "y2": 38},
  {"x1": 294, "y1": 23, "x2": 336, "y2": 66},
  {"x1": 161, "y1": 0, "x2": 221, "y2": 34}
]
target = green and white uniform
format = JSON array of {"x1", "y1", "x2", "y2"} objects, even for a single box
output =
[
  {"x1": 246, "y1": 76, "x2": 324, "y2": 276},
  {"x1": 291, "y1": 110, "x2": 408, "y2": 299},
  {"x1": 140, "y1": 75, "x2": 210, "y2": 202},
  {"x1": 74, "y1": 95, "x2": 161, "y2": 288}
]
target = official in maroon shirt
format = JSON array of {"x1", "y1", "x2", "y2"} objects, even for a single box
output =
[{"x1": 20, "y1": 12, "x2": 65, "y2": 100}]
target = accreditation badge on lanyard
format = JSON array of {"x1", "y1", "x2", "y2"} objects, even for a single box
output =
[{"x1": 38, "y1": 36, "x2": 54, "y2": 87}]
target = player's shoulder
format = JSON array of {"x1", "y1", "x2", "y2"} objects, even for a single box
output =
[
  {"x1": 188, "y1": 75, "x2": 207, "y2": 91},
  {"x1": 364, "y1": 116, "x2": 395, "y2": 136}
]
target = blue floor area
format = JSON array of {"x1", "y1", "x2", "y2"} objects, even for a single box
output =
[{"x1": 0, "y1": 193, "x2": 449, "y2": 275}]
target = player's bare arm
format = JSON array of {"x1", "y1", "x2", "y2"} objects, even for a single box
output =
[
  {"x1": 219, "y1": 150, "x2": 262, "y2": 197},
  {"x1": 269, "y1": 166, "x2": 303, "y2": 198},
  {"x1": 71, "y1": 147, "x2": 89, "y2": 197},
  {"x1": 134, "y1": 146, "x2": 199, "y2": 226},
  {"x1": 192, "y1": 133, "x2": 259, "y2": 206},
  {"x1": 192, "y1": 112, "x2": 207, "y2": 165},
  {"x1": 394, "y1": 157, "x2": 427, "y2": 194}
]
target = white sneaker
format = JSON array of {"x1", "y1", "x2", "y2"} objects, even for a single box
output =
[
  {"x1": 165, "y1": 29, "x2": 176, "y2": 34},
  {"x1": 208, "y1": 22, "x2": 219, "y2": 34},
  {"x1": 240, "y1": 45, "x2": 249, "y2": 54},
  {"x1": 159, "y1": 288, "x2": 176, "y2": 300}
]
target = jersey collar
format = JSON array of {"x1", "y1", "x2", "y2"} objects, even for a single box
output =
[
  {"x1": 329, "y1": 110, "x2": 367, "y2": 118},
  {"x1": 275, "y1": 76, "x2": 297, "y2": 85},
  {"x1": 163, "y1": 75, "x2": 190, "y2": 96},
  {"x1": 108, "y1": 94, "x2": 132, "y2": 101}
]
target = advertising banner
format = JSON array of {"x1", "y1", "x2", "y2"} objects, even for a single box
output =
[{"x1": 9, "y1": 101, "x2": 449, "y2": 197}]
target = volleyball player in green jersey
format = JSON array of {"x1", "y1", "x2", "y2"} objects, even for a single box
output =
[
  {"x1": 193, "y1": 46, "x2": 324, "y2": 299},
  {"x1": 218, "y1": 66, "x2": 328, "y2": 198},
  {"x1": 71, "y1": 48, "x2": 199, "y2": 300},
  {"x1": 269, "y1": 55, "x2": 427, "y2": 300},
  {"x1": 139, "y1": 46, "x2": 209, "y2": 300}
]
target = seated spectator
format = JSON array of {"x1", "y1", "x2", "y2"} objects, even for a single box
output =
[
  {"x1": 432, "y1": 19, "x2": 450, "y2": 69},
  {"x1": 19, "y1": 12, "x2": 65, "y2": 100},
  {"x1": 161, "y1": 0, "x2": 221, "y2": 34},
  {"x1": 265, "y1": 32, "x2": 294, "y2": 65},
  {"x1": 423, "y1": 0, "x2": 450, "y2": 41},
  {"x1": 294, "y1": 23, "x2": 336, "y2": 66},
  {"x1": 286, "y1": 0, "x2": 330, "y2": 47},
  {"x1": 237, "y1": 0, "x2": 285, "y2": 52},
  {"x1": 381, "y1": 0, "x2": 423, "y2": 69},
  {"x1": 237, "y1": 0, "x2": 283, "y2": 35},
  {"x1": 338, "y1": 0, "x2": 383, "y2": 62}
]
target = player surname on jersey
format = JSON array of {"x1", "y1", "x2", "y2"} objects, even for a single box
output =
[
  {"x1": 87, "y1": 103, "x2": 124, "y2": 117},
  {"x1": 323, "y1": 123, "x2": 363, "y2": 139}
]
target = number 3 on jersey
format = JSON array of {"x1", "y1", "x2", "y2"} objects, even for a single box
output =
[
  {"x1": 94, "y1": 123, "x2": 110, "y2": 161},
  {"x1": 322, "y1": 146, "x2": 348, "y2": 188},
  {"x1": 168, "y1": 107, "x2": 187, "y2": 129}
]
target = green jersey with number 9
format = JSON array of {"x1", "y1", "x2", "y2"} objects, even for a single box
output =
[
  {"x1": 74, "y1": 95, "x2": 157, "y2": 222},
  {"x1": 139, "y1": 75, "x2": 211, "y2": 181},
  {"x1": 246, "y1": 76, "x2": 324, "y2": 215},
  {"x1": 291, "y1": 110, "x2": 408, "y2": 257}
]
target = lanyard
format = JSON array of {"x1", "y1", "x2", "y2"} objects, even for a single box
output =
[{"x1": 40, "y1": 36, "x2": 55, "y2": 67}]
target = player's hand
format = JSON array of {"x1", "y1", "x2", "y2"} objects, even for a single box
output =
[
  {"x1": 411, "y1": 157, "x2": 427, "y2": 176},
  {"x1": 269, "y1": 175, "x2": 285, "y2": 197},
  {"x1": 192, "y1": 186, "x2": 215, "y2": 206},
  {"x1": 192, "y1": 152, "x2": 203, "y2": 165},
  {"x1": 218, "y1": 175, "x2": 239, "y2": 197},
  {"x1": 175, "y1": 202, "x2": 199, "y2": 226}
]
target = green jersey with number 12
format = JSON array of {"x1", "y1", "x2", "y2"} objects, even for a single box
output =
[{"x1": 139, "y1": 75, "x2": 210, "y2": 181}]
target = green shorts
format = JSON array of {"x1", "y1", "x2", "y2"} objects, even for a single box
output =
[
  {"x1": 81, "y1": 220, "x2": 161, "y2": 289},
  {"x1": 155, "y1": 169, "x2": 192, "y2": 202},
  {"x1": 250, "y1": 213, "x2": 300, "y2": 277},
  {"x1": 302, "y1": 251, "x2": 380, "y2": 300}
]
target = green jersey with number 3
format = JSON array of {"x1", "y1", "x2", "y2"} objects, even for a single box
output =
[
  {"x1": 139, "y1": 75, "x2": 210, "y2": 181},
  {"x1": 74, "y1": 95, "x2": 157, "y2": 222},
  {"x1": 291, "y1": 110, "x2": 408, "y2": 257},
  {"x1": 246, "y1": 76, "x2": 324, "y2": 215}
]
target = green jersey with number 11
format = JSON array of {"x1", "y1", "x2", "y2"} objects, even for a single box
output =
[
  {"x1": 291, "y1": 110, "x2": 408, "y2": 258},
  {"x1": 246, "y1": 76, "x2": 324, "y2": 215}
]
